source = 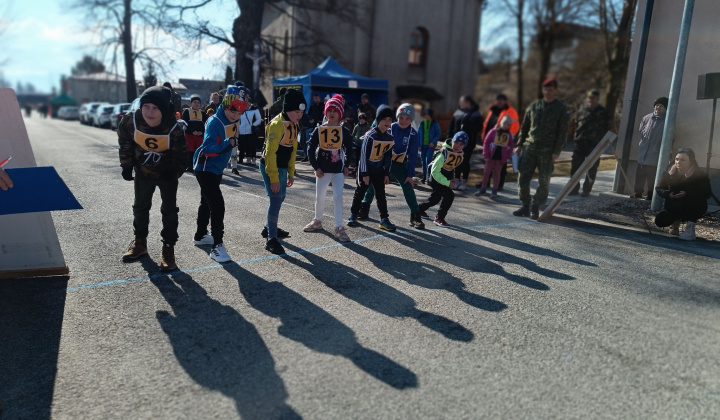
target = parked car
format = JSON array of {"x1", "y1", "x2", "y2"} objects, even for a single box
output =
[
  {"x1": 82, "y1": 102, "x2": 106, "y2": 125},
  {"x1": 129, "y1": 97, "x2": 141, "y2": 113},
  {"x1": 110, "y1": 102, "x2": 131, "y2": 130},
  {"x1": 92, "y1": 105, "x2": 115, "y2": 128},
  {"x1": 78, "y1": 104, "x2": 89, "y2": 123},
  {"x1": 58, "y1": 106, "x2": 79, "y2": 120}
]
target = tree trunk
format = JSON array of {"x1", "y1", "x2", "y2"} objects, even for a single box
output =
[
  {"x1": 516, "y1": 0, "x2": 525, "y2": 111},
  {"x1": 122, "y1": 0, "x2": 136, "y2": 101},
  {"x1": 604, "y1": 0, "x2": 638, "y2": 130},
  {"x1": 234, "y1": 0, "x2": 265, "y2": 91}
]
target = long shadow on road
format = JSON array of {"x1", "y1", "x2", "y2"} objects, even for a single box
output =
[
  {"x1": 221, "y1": 262, "x2": 418, "y2": 390},
  {"x1": 145, "y1": 260, "x2": 300, "y2": 420},
  {"x1": 281, "y1": 242, "x2": 480, "y2": 342},
  {"x1": 0, "y1": 276, "x2": 68, "y2": 420}
]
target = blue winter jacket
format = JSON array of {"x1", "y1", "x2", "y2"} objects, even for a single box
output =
[
  {"x1": 193, "y1": 110, "x2": 237, "y2": 174},
  {"x1": 389, "y1": 122, "x2": 419, "y2": 178}
]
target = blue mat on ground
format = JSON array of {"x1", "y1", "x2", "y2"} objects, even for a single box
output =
[{"x1": 0, "y1": 167, "x2": 82, "y2": 215}]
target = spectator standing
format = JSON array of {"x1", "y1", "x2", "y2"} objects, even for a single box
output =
[
  {"x1": 447, "y1": 95, "x2": 483, "y2": 191},
  {"x1": 513, "y1": 78, "x2": 570, "y2": 220},
  {"x1": 477, "y1": 94, "x2": 520, "y2": 190},
  {"x1": 633, "y1": 97, "x2": 667, "y2": 200},
  {"x1": 417, "y1": 108, "x2": 441, "y2": 183},
  {"x1": 357, "y1": 93, "x2": 377, "y2": 121},
  {"x1": 569, "y1": 90, "x2": 609, "y2": 197},
  {"x1": 163, "y1": 82, "x2": 182, "y2": 113}
]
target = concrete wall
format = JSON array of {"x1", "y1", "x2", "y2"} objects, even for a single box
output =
[
  {"x1": 616, "y1": 0, "x2": 720, "y2": 196},
  {"x1": 260, "y1": 0, "x2": 482, "y2": 115}
]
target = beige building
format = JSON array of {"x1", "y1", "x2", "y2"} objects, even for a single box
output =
[
  {"x1": 616, "y1": 0, "x2": 719, "y2": 195},
  {"x1": 260, "y1": 0, "x2": 483, "y2": 114},
  {"x1": 67, "y1": 72, "x2": 127, "y2": 104}
]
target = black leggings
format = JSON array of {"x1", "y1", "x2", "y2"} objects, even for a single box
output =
[
  {"x1": 351, "y1": 173, "x2": 388, "y2": 218},
  {"x1": 195, "y1": 171, "x2": 225, "y2": 245},
  {"x1": 455, "y1": 140, "x2": 476, "y2": 180},
  {"x1": 419, "y1": 180, "x2": 455, "y2": 219},
  {"x1": 238, "y1": 134, "x2": 256, "y2": 160}
]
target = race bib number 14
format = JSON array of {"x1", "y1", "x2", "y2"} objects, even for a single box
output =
[{"x1": 369, "y1": 140, "x2": 393, "y2": 162}]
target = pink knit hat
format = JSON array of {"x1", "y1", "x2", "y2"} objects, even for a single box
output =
[{"x1": 324, "y1": 94, "x2": 345, "y2": 120}]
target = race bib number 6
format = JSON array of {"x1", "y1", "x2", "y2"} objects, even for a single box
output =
[
  {"x1": 281, "y1": 122, "x2": 298, "y2": 147},
  {"x1": 369, "y1": 140, "x2": 393, "y2": 162},
  {"x1": 134, "y1": 130, "x2": 170, "y2": 153},
  {"x1": 319, "y1": 126, "x2": 342, "y2": 150},
  {"x1": 442, "y1": 151, "x2": 464, "y2": 171}
]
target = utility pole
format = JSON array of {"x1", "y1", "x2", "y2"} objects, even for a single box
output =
[{"x1": 651, "y1": 0, "x2": 695, "y2": 211}]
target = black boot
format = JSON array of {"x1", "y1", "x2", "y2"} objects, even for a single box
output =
[
  {"x1": 513, "y1": 205, "x2": 530, "y2": 217},
  {"x1": 358, "y1": 204, "x2": 370, "y2": 220},
  {"x1": 410, "y1": 212, "x2": 425, "y2": 229},
  {"x1": 530, "y1": 204, "x2": 540, "y2": 220}
]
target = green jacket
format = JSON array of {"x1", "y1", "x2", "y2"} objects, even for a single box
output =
[
  {"x1": 574, "y1": 104, "x2": 609, "y2": 147},
  {"x1": 517, "y1": 99, "x2": 570, "y2": 155}
]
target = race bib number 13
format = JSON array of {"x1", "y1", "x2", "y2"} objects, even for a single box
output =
[
  {"x1": 281, "y1": 122, "x2": 298, "y2": 147},
  {"x1": 369, "y1": 140, "x2": 393, "y2": 162},
  {"x1": 319, "y1": 126, "x2": 342, "y2": 150}
]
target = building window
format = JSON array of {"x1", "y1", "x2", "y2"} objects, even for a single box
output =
[{"x1": 408, "y1": 27, "x2": 428, "y2": 67}]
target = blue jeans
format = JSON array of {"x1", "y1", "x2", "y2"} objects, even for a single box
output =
[{"x1": 260, "y1": 162, "x2": 288, "y2": 239}]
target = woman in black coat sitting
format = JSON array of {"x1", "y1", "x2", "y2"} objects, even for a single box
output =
[{"x1": 654, "y1": 147, "x2": 712, "y2": 240}]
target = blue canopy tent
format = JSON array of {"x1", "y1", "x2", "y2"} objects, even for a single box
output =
[{"x1": 273, "y1": 56, "x2": 389, "y2": 112}]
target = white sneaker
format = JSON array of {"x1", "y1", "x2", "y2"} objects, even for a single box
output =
[
  {"x1": 457, "y1": 179, "x2": 468, "y2": 191},
  {"x1": 210, "y1": 243, "x2": 232, "y2": 262},
  {"x1": 193, "y1": 232, "x2": 214, "y2": 246},
  {"x1": 679, "y1": 222, "x2": 696, "y2": 241},
  {"x1": 303, "y1": 219, "x2": 323, "y2": 232}
]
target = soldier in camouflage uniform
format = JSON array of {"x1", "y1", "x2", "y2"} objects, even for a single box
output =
[
  {"x1": 118, "y1": 86, "x2": 188, "y2": 270},
  {"x1": 569, "y1": 90, "x2": 609, "y2": 197},
  {"x1": 513, "y1": 78, "x2": 570, "y2": 220}
]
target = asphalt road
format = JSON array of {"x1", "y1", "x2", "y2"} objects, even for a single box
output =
[{"x1": 1, "y1": 115, "x2": 719, "y2": 420}]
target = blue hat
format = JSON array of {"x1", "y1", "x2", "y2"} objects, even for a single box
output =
[
  {"x1": 452, "y1": 131, "x2": 469, "y2": 146},
  {"x1": 222, "y1": 85, "x2": 241, "y2": 109}
]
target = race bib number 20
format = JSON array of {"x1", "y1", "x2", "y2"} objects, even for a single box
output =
[{"x1": 442, "y1": 151, "x2": 463, "y2": 171}]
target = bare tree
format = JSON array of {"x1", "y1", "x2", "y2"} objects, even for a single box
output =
[
  {"x1": 71, "y1": 55, "x2": 106, "y2": 76},
  {"x1": 599, "y1": 0, "x2": 638, "y2": 129},
  {"x1": 501, "y1": 0, "x2": 526, "y2": 111},
  {"x1": 72, "y1": 0, "x2": 207, "y2": 101},
  {"x1": 530, "y1": 0, "x2": 592, "y2": 98},
  {"x1": 173, "y1": 0, "x2": 363, "y2": 92}
]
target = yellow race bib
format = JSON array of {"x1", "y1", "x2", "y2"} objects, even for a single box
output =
[
  {"x1": 442, "y1": 151, "x2": 464, "y2": 171},
  {"x1": 134, "y1": 129, "x2": 170, "y2": 153},
  {"x1": 495, "y1": 132, "x2": 510, "y2": 147},
  {"x1": 318, "y1": 126, "x2": 342, "y2": 150},
  {"x1": 369, "y1": 140, "x2": 393, "y2": 162},
  {"x1": 392, "y1": 152, "x2": 406, "y2": 163},
  {"x1": 189, "y1": 109, "x2": 203, "y2": 121},
  {"x1": 224, "y1": 122, "x2": 238, "y2": 139},
  {"x1": 281, "y1": 121, "x2": 298, "y2": 147}
]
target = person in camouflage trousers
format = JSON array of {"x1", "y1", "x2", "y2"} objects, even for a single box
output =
[
  {"x1": 513, "y1": 78, "x2": 570, "y2": 220},
  {"x1": 569, "y1": 90, "x2": 609, "y2": 197}
]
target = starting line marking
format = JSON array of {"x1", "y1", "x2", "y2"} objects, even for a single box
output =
[{"x1": 65, "y1": 221, "x2": 534, "y2": 292}]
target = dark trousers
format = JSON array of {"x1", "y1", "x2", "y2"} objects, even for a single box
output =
[
  {"x1": 238, "y1": 134, "x2": 256, "y2": 160},
  {"x1": 498, "y1": 163, "x2": 507, "y2": 190},
  {"x1": 132, "y1": 172, "x2": 179, "y2": 245},
  {"x1": 351, "y1": 173, "x2": 388, "y2": 219},
  {"x1": 570, "y1": 142, "x2": 601, "y2": 194},
  {"x1": 455, "y1": 141, "x2": 476, "y2": 180},
  {"x1": 195, "y1": 171, "x2": 225, "y2": 245},
  {"x1": 419, "y1": 180, "x2": 455, "y2": 219},
  {"x1": 634, "y1": 164, "x2": 657, "y2": 198}
]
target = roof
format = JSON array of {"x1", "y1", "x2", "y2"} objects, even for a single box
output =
[
  {"x1": 273, "y1": 56, "x2": 389, "y2": 91},
  {"x1": 69, "y1": 72, "x2": 127, "y2": 82},
  {"x1": 50, "y1": 92, "x2": 78, "y2": 105}
]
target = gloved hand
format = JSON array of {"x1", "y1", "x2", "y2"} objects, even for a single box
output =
[
  {"x1": 654, "y1": 187, "x2": 671, "y2": 199},
  {"x1": 122, "y1": 167, "x2": 134, "y2": 181}
]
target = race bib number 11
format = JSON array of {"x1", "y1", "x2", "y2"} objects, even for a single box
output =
[{"x1": 281, "y1": 121, "x2": 298, "y2": 147}]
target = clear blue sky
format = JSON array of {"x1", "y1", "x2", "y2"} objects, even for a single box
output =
[{"x1": 1, "y1": 0, "x2": 500, "y2": 94}]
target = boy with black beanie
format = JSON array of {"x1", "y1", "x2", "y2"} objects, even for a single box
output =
[
  {"x1": 260, "y1": 88, "x2": 306, "y2": 254},
  {"x1": 118, "y1": 86, "x2": 188, "y2": 271},
  {"x1": 347, "y1": 105, "x2": 396, "y2": 231}
]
